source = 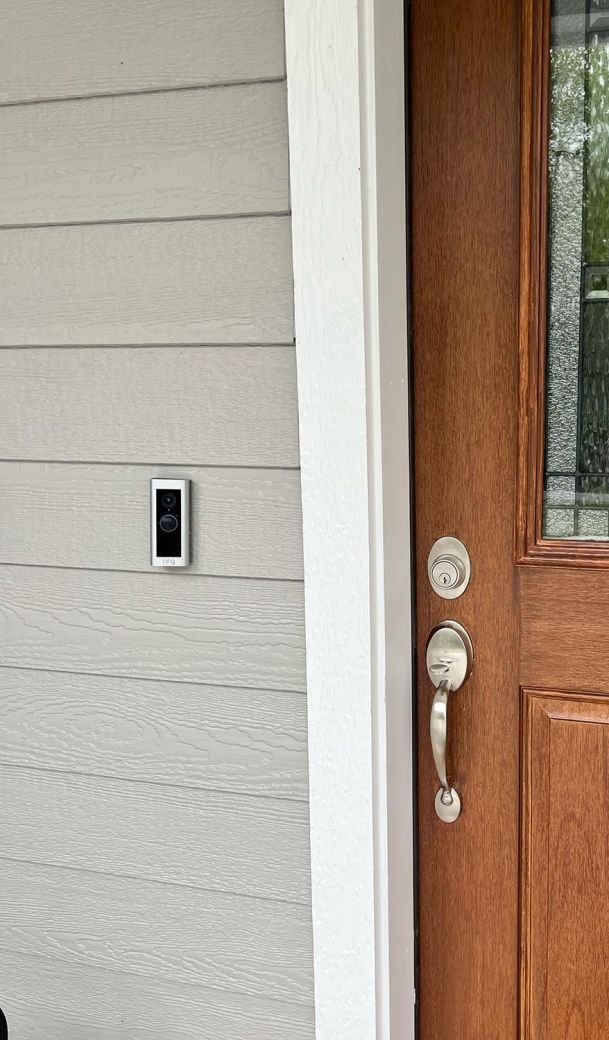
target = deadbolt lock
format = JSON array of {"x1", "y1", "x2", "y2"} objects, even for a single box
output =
[{"x1": 427, "y1": 537, "x2": 470, "y2": 599}]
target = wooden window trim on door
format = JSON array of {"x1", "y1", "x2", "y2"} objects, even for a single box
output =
[{"x1": 517, "y1": 0, "x2": 609, "y2": 567}]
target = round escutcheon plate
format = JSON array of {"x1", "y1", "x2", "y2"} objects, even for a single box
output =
[
  {"x1": 427, "y1": 536, "x2": 471, "y2": 599},
  {"x1": 435, "y1": 785, "x2": 462, "y2": 823}
]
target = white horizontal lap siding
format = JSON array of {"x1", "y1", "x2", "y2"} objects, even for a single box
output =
[
  {"x1": 0, "y1": 218, "x2": 294, "y2": 345},
  {"x1": 0, "y1": 565, "x2": 306, "y2": 691},
  {"x1": 0, "y1": 462, "x2": 303, "y2": 578},
  {"x1": 0, "y1": 860, "x2": 313, "y2": 1004},
  {"x1": 0, "y1": 952, "x2": 316, "y2": 1040},
  {"x1": 0, "y1": 766, "x2": 311, "y2": 902},
  {"x1": 0, "y1": 669, "x2": 308, "y2": 799},
  {"x1": 0, "y1": 0, "x2": 313, "y2": 1035},
  {"x1": 0, "y1": 82, "x2": 289, "y2": 224},
  {"x1": 0, "y1": 0, "x2": 286, "y2": 103},
  {"x1": 0, "y1": 347, "x2": 298, "y2": 466}
]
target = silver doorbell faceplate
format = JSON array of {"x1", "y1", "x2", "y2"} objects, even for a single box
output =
[{"x1": 150, "y1": 478, "x2": 190, "y2": 568}]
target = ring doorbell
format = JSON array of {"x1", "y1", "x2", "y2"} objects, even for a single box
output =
[{"x1": 150, "y1": 478, "x2": 190, "y2": 567}]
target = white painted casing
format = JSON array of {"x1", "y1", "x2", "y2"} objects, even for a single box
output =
[{"x1": 284, "y1": 0, "x2": 414, "y2": 1035}]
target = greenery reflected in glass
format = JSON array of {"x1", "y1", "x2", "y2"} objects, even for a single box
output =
[{"x1": 544, "y1": 2, "x2": 609, "y2": 537}]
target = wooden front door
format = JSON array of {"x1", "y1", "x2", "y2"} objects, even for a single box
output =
[{"x1": 411, "y1": 0, "x2": 609, "y2": 1036}]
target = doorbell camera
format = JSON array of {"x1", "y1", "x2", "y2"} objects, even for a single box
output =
[{"x1": 150, "y1": 478, "x2": 190, "y2": 567}]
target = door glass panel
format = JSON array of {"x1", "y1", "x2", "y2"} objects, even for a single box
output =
[{"x1": 544, "y1": 0, "x2": 609, "y2": 538}]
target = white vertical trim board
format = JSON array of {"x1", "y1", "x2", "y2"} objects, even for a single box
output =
[{"x1": 284, "y1": 0, "x2": 415, "y2": 1038}]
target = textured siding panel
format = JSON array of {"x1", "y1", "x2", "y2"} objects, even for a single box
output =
[
  {"x1": 0, "y1": 566, "x2": 306, "y2": 691},
  {"x1": 0, "y1": 462, "x2": 303, "y2": 578},
  {"x1": 0, "y1": 83, "x2": 288, "y2": 224},
  {"x1": 0, "y1": 348, "x2": 299, "y2": 466},
  {"x1": 0, "y1": 766, "x2": 311, "y2": 902},
  {"x1": 0, "y1": 0, "x2": 285, "y2": 103},
  {"x1": 0, "y1": 0, "x2": 311, "y2": 1030},
  {"x1": 0, "y1": 668, "x2": 308, "y2": 799},
  {"x1": 0, "y1": 218, "x2": 294, "y2": 345},
  {"x1": 0, "y1": 860, "x2": 313, "y2": 1005},
  {"x1": 0, "y1": 952, "x2": 315, "y2": 1040}
]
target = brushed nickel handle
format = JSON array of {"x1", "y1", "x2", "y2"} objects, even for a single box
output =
[
  {"x1": 430, "y1": 679, "x2": 451, "y2": 797},
  {"x1": 426, "y1": 620, "x2": 474, "y2": 823}
]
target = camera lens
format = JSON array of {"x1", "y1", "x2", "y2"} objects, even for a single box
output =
[
  {"x1": 161, "y1": 492, "x2": 177, "y2": 510},
  {"x1": 159, "y1": 513, "x2": 179, "y2": 534}
]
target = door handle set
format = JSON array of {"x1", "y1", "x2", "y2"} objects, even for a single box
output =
[{"x1": 426, "y1": 539, "x2": 474, "y2": 823}]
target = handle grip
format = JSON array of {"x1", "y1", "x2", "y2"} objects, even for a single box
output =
[
  {"x1": 429, "y1": 679, "x2": 461, "y2": 823},
  {"x1": 426, "y1": 620, "x2": 474, "y2": 823}
]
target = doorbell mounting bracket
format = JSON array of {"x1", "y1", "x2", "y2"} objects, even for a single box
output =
[{"x1": 150, "y1": 478, "x2": 191, "y2": 568}]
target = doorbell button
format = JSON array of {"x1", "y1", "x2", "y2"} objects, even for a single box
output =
[
  {"x1": 150, "y1": 478, "x2": 190, "y2": 568},
  {"x1": 159, "y1": 513, "x2": 179, "y2": 534},
  {"x1": 427, "y1": 537, "x2": 470, "y2": 599}
]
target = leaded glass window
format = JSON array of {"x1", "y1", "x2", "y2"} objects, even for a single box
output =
[{"x1": 544, "y1": 0, "x2": 609, "y2": 537}]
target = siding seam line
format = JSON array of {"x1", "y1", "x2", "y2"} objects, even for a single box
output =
[
  {"x1": 0, "y1": 853, "x2": 313, "y2": 910},
  {"x1": 0, "y1": 663, "x2": 307, "y2": 695},
  {"x1": 0, "y1": 560, "x2": 305, "y2": 582},
  {"x1": 0, "y1": 760, "x2": 310, "y2": 805},
  {"x1": 0, "y1": 662, "x2": 307, "y2": 695},
  {"x1": 0, "y1": 211, "x2": 291, "y2": 233},
  {"x1": 0, "y1": 76, "x2": 287, "y2": 110}
]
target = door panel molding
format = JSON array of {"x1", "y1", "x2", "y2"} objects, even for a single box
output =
[
  {"x1": 520, "y1": 566, "x2": 609, "y2": 691},
  {"x1": 521, "y1": 688, "x2": 609, "y2": 1037},
  {"x1": 517, "y1": 0, "x2": 551, "y2": 564},
  {"x1": 517, "y1": 0, "x2": 609, "y2": 567}
]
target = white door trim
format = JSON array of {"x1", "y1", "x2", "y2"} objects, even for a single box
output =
[{"x1": 284, "y1": 2, "x2": 415, "y2": 1038}]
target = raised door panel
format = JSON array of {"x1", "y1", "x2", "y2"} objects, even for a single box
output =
[
  {"x1": 521, "y1": 689, "x2": 609, "y2": 1038},
  {"x1": 0, "y1": 83, "x2": 288, "y2": 224},
  {"x1": 0, "y1": 218, "x2": 293, "y2": 345},
  {"x1": 520, "y1": 568, "x2": 609, "y2": 693},
  {"x1": 0, "y1": 0, "x2": 285, "y2": 103}
]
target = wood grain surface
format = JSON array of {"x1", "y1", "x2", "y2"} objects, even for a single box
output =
[
  {"x1": 413, "y1": 0, "x2": 609, "y2": 1035},
  {"x1": 522, "y1": 689, "x2": 609, "y2": 1038},
  {"x1": 0, "y1": 217, "x2": 294, "y2": 345},
  {"x1": 411, "y1": 0, "x2": 521, "y2": 1036},
  {"x1": 517, "y1": 0, "x2": 551, "y2": 562},
  {"x1": 520, "y1": 566, "x2": 609, "y2": 692}
]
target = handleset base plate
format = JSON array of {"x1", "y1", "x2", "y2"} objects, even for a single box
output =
[
  {"x1": 426, "y1": 620, "x2": 474, "y2": 824},
  {"x1": 426, "y1": 620, "x2": 474, "y2": 692},
  {"x1": 435, "y1": 786, "x2": 462, "y2": 824}
]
